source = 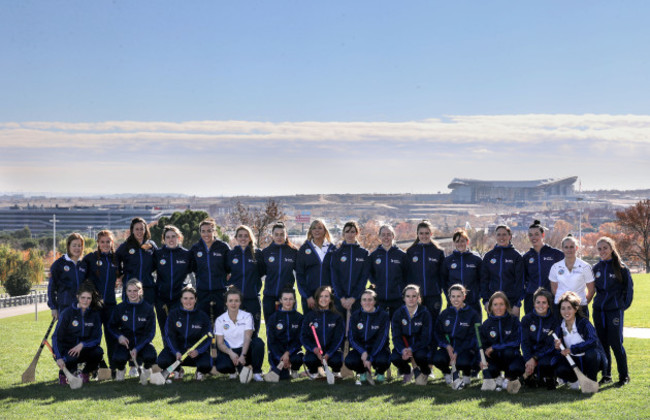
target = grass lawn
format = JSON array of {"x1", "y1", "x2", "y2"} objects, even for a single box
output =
[
  {"x1": 622, "y1": 273, "x2": 649, "y2": 328},
  {"x1": 1, "y1": 309, "x2": 649, "y2": 420}
]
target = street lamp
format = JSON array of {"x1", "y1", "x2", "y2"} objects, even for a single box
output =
[{"x1": 49, "y1": 214, "x2": 58, "y2": 264}]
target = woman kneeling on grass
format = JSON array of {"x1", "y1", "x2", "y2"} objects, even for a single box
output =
[
  {"x1": 215, "y1": 287, "x2": 266, "y2": 381},
  {"x1": 52, "y1": 283, "x2": 104, "y2": 385},
  {"x1": 265, "y1": 288, "x2": 304, "y2": 380},
  {"x1": 554, "y1": 291, "x2": 607, "y2": 390},
  {"x1": 156, "y1": 286, "x2": 212, "y2": 381},
  {"x1": 301, "y1": 286, "x2": 345, "y2": 379},
  {"x1": 431, "y1": 284, "x2": 480, "y2": 389},
  {"x1": 108, "y1": 279, "x2": 157, "y2": 384},
  {"x1": 344, "y1": 289, "x2": 391, "y2": 385},
  {"x1": 390, "y1": 284, "x2": 432, "y2": 385},
  {"x1": 479, "y1": 292, "x2": 525, "y2": 391}
]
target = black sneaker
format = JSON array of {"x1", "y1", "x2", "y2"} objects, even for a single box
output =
[
  {"x1": 598, "y1": 376, "x2": 612, "y2": 385},
  {"x1": 616, "y1": 376, "x2": 630, "y2": 387}
]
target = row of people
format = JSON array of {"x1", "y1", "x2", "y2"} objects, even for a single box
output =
[
  {"x1": 52, "y1": 277, "x2": 628, "y2": 390},
  {"x1": 48, "y1": 218, "x2": 633, "y2": 384}
]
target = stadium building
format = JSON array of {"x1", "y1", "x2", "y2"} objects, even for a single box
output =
[{"x1": 447, "y1": 177, "x2": 578, "y2": 204}]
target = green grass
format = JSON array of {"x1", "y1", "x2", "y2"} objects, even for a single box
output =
[
  {"x1": 623, "y1": 273, "x2": 649, "y2": 328},
  {"x1": 1, "y1": 312, "x2": 649, "y2": 419}
]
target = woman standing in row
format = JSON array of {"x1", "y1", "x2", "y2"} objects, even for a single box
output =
[
  {"x1": 592, "y1": 237, "x2": 634, "y2": 386},
  {"x1": 261, "y1": 222, "x2": 298, "y2": 322},
  {"x1": 441, "y1": 229, "x2": 483, "y2": 319},
  {"x1": 227, "y1": 225, "x2": 265, "y2": 335},
  {"x1": 331, "y1": 221, "x2": 370, "y2": 315},
  {"x1": 154, "y1": 225, "x2": 193, "y2": 333},
  {"x1": 522, "y1": 220, "x2": 564, "y2": 315},
  {"x1": 549, "y1": 235, "x2": 594, "y2": 318},
  {"x1": 406, "y1": 220, "x2": 445, "y2": 326},
  {"x1": 296, "y1": 220, "x2": 336, "y2": 314},
  {"x1": 116, "y1": 217, "x2": 157, "y2": 305},
  {"x1": 48, "y1": 233, "x2": 87, "y2": 318},
  {"x1": 369, "y1": 224, "x2": 408, "y2": 319},
  {"x1": 481, "y1": 225, "x2": 524, "y2": 317},
  {"x1": 190, "y1": 218, "x2": 230, "y2": 317},
  {"x1": 83, "y1": 230, "x2": 120, "y2": 373}
]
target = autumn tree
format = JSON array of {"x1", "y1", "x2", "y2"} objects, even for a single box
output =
[
  {"x1": 229, "y1": 199, "x2": 286, "y2": 248},
  {"x1": 546, "y1": 220, "x2": 575, "y2": 249},
  {"x1": 616, "y1": 199, "x2": 650, "y2": 273},
  {"x1": 151, "y1": 209, "x2": 228, "y2": 248}
]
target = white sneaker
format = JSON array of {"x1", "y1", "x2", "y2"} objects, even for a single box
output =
[
  {"x1": 195, "y1": 372, "x2": 205, "y2": 381},
  {"x1": 463, "y1": 375, "x2": 471, "y2": 386},
  {"x1": 253, "y1": 373, "x2": 264, "y2": 382},
  {"x1": 229, "y1": 373, "x2": 238, "y2": 379},
  {"x1": 308, "y1": 372, "x2": 319, "y2": 380},
  {"x1": 129, "y1": 367, "x2": 138, "y2": 377},
  {"x1": 495, "y1": 376, "x2": 504, "y2": 388},
  {"x1": 429, "y1": 372, "x2": 436, "y2": 379},
  {"x1": 558, "y1": 378, "x2": 566, "y2": 386},
  {"x1": 502, "y1": 379, "x2": 509, "y2": 389},
  {"x1": 115, "y1": 369, "x2": 126, "y2": 381},
  {"x1": 444, "y1": 373, "x2": 453, "y2": 385},
  {"x1": 569, "y1": 381, "x2": 580, "y2": 390},
  {"x1": 355, "y1": 379, "x2": 362, "y2": 386},
  {"x1": 140, "y1": 368, "x2": 151, "y2": 385},
  {"x1": 290, "y1": 370, "x2": 300, "y2": 379}
]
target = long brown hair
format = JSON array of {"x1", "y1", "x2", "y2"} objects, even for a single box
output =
[
  {"x1": 95, "y1": 230, "x2": 120, "y2": 278},
  {"x1": 235, "y1": 225, "x2": 257, "y2": 262},
  {"x1": 597, "y1": 237, "x2": 625, "y2": 283},
  {"x1": 408, "y1": 220, "x2": 441, "y2": 250},
  {"x1": 126, "y1": 217, "x2": 151, "y2": 249}
]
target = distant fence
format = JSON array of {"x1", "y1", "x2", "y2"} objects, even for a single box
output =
[{"x1": 0, "y1": 291, "x2": 48, "y2": 308}]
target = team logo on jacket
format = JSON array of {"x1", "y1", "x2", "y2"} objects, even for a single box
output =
[
  {"x1": 176, "y1": 321, "x2": 182, "y2": 328},
  {"x1": 268, "y1": 256, "x2": 275, "y2": 263},
  {"x1": 340, "y1": 256, "x2": 347, "y2": 262},
  {"x1": 232, "y1": 258, "x2": 239, "y2": 264},
  {"x1": 122, "y1": 315, "x2": 128, "y2": 322},
  {"x1": 412, "y1": 256, "x2": 418, "y2": 262},
  {"x1": 64, "y1": 266, "x2": 70, "y2": 272},
  {"x1": 375, "y1": 258, "x2": 381, "y2": 265},
  {"x1": 197, "y1": 252, "x2": 203, "y2": 258},
  {"x1": 489, "y1": 330, "x2": 496, "y2": 338},
  {"x1": 160, "y1": 259, "x2": 166, "y2": 265},
  {"x1": 451, "y1": 263, "x2": 457, "y2": 269},
  {"x1": 223, "y1": 324, "x2": 230, "y2": 330},
  {"x1": 97, "y1": 260, "x2": 103, "y2": 266},
  {"x1": 276, "y1": 323, "x2": 283, "y2": 330},
  {"x1": 530, "y1": 324, "x2": 536, "y2": 332},
  {"x1": 401, "y1": 319, "x2": 408, "y2": 326},
  {"x1": 490, "y1": 258, "x2": 496, "y2": 264},
  {"x1": 72, "y1": 320, "x2": 79, "y2": 327},
  {"x1": 529, "y1": 258, "x2": 535, "y2": 264},
  {"x1": 312, "y1": 322, "x2": 318, "y2": 328},
  {"x1": 305, "y1": 249, "x2": 312, "y2": 255},
  {"x1": 558, "y1": 269, "x2": 565, "y2": 275},
  {"x1": 444, "y1": 319, "x2": 450, "y2": 326},
  {"x1": 357, "y1": 323, "x2": 363, "y2": 330},
  {"x1": 129, "y1": 248, "x2": 136, "y2": 255},
  {"x1": 595, "y1": 272, "x2": 601, "y2": 278}
]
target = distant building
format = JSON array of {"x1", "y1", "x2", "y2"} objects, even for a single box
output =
[{"x1": 448, "y1": 177, "x2": 578, "y2": 204}]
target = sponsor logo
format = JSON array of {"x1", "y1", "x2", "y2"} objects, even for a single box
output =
[
  {"x1": 176, "y1": 259, "x2": 186, "y2": 264},
  {"x1": 391, "y1": 259, "x2": 401, "y2": 264},
  {"x1": 357, "y1": 323, "x2": 364, "y2": 330},
  {"x1": 268, "y1": 256, "x2": 275, "y2": 263},
  {"x1": 138, "y1": 317, "x2": 147, "y2": 322},
  {"x1": 451, "y1": 263, "x2": 457, "y2": 269},
  {"x1": 414, "y1": 321, "x2": 422, "y2": 327},
  {"x1": 232, "y1": 258, "x2": 239, "y2": 265},
  {"x1": 328, "y1": 323, "x2": 336, "y2": 328},
  {"x1": 504, "y1": 259, "x2": 513, "y2": 264},
  {"x1": 191, "y1": 324, "x2": 202, "y2": 329},
  {"x1": 122, "y1": 315, "x2": 128, "y2": 322},
  {"x1": 72, "y1": 320, "x2": 79, "y2": 327},
  {"x1": 197, "y1": 252, "x2": 203, "y2": 258},
  {"x1": 613, "y1": 317, "x2": 620, "y2": 326},
  {"x1": 276, "y1": 323, "x2": 283, "y2": 330},
  {"x1": 176, "y1": 321, "x2": 182, "y2": 328},
  {"x1": 467, "y1": 264, "x2": 476, "y2": 268},
  {"x1": 371, "y1": 325, "x2": 379, "y2": 330},
  {"x1": 129, "y1": 248, "x2": 136, "y2": 255},
  {"x1": 375, "y1": 258, "x2": 382, "y2": 265},
  {"x1": 459, "y1": 322, "x2": 469, "y2": 327},
  {"x1": 490, "y1": 258, "x2": 497, "y2": 264},
  {"x1": 284, "y1": 258, "x2": 294, "y2": 263},
  {"x1": 355, "y1": 258, "x2": 364, "y2": 262},
  {"x1": 543, "y1": 257, "x2": 554, "y2": 261}
]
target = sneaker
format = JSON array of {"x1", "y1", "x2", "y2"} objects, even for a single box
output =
[
  {"x1": 129, "y1": 367, "x2": 138, "y2": 377},
  {"x1": 557, "y1": 378, "x2": 566, "y2": 386},
  {"x1": 290, "y1": 370, "x2": 300, "y2": 379},
  {"x1": 195, "y1": 372, "x2": 205, "y2": 381},
  {"x1": 115, "y1": 369, "x2": 126, "y2": 381},
  {"x1": 59, "y1": 372, "x2": 68, "y2": 386},
  {"x1": 253, "y1": 373, "x2": 264, "y2": 382},
  {"x1": 229, "y1": 373, "x2": 238, "y2": 379},
  {"x1": 463, "y1": 375, "x2": 471, "y2": 386},
  {"x1": 599, "y1": 376, "x2": 613, "y2": 385},
  {"x1": 616, "y1": 376, "x2": 630, "y2": 387},
  {"x1": 359, "y1": 373, "x2": 367, "y2": 383},
  {"x1": 140, "y1": 368, "x2": 151, "y2": 385},
  {"x1": 502, "y1": 379, "x2": 509, "y2": 390},
  {"x1": 495, "y1": 376, "x2": 504, "y2": 388},
  {"x1": 355, "y1": 379, "x2": 362, "y2": 386},
  {"x1": 307, "y1": 372, "x2": 319, "y2": 380},
  {"x1": 569, "y1": 381, "x2": 580, "y2": 390},
  {"x1": 429, "y1": 372, "x2": 436, "y2": 379},
  {"x1": 495, "y1": 385, "x2": 503, "y2": 392},
  {"x1": 403, "y1": 373, "x2": 413, "y2": 384},
  {"x1": 375, "y1": 374, "x2": 386, "y2": 383},
  {"x1": 444, "y1": 373, "x2": 453, "y2": 385}
]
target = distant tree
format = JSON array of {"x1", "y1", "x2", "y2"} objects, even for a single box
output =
[
  {"x1": 229, "y1": 199, "x2": 286, "y2": 248},
  {"x1": 0, "y1": 246, "x2": 44, "y2": 295},
  {"x1": 151, "y1": 209, "x2": 227, "y2": 248},
  {"x1": 359, "y1": 219, "x2": 381, "y2": 249},
  {"x1": 546, "y1": 220, "x2": 575, "y2": 249},
  {"x1": 616, "y1": 199, "x2": 650, "y2": 273}
]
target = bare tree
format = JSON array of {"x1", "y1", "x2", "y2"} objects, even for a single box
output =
[
  {"x1": 616, "y1": 199, "x2": 650, "y2": 273},
  {"x1": 229, "y1": 199, "x2": 286, "y2": 248}
]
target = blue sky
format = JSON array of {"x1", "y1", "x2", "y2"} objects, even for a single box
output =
[{"x1": 1, "y1": 1, "x2": 649, "y2": 196}]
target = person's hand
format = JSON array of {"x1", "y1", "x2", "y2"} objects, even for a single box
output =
[
  {"x1": 307, "y1": 297, "x2": 316, "y2": 309},
  {"x1": 363, "y1": 359, "x2": 372, "y2": 371},
  {"x1": 485, "y1": 347, "x2": 493, "y2": 357},
  {"x1": 449, "y1": 350, "x2": 457, "y2": 365},
  {"x1": 361, "y1": 352, "x2": 368, "y2": 362},
  {"x1": 480, "y1": 361, "x2": 488, "y2": 370},
  {"x1": 188, "y1": 350, "x2": 199, "y2": 359},
  {"x1": 281, "y1": 352, "x2": 290, "y2": 368},
  {"x1": 51, "y1": 310, "x2": 58, "y2": 320},
  {"x1": 56, "y1": 358, "x2": 66, "y2": 369},
  {"x1": 130, "y1": 349, "x2": 137, "y2": 360},
  {"x1": 446, "y1": 345, "x2": 455, "y2": 359},
  {"x1": 512, "y1": 307, "x2": 521, "y2": 317},
  {"x1": 238, "y1": 354, "x2": 246, "y2": 366},
  {"x1": 554, "y1": 339, "x2": 562, "y2": 350},
  {"x1": 229, "y1": 351, "x2": 239, "y2": 365},
  {"x1": 313, "y1": 348, "x2": 322, "y2": 361},
  {"x1": 401, "y1": 348, "x2": 412, "y2": 360},
  {"x1": 323, "y1": 353, "x2": 330, "y2": 362},
  {"x1": 561, "y1": 348, "x2": 571, "y2": 357},
  {"x1": 68, "y1": 343, "x2": 83, "y2": 358},
  {"x1": 176, "y1": 352, "x2": 183, "y2": 361},
  {"x1": 118, "y1": 335, "x2": 129, "y2": 347},
  {"x1": 525, "y1": 358, "x2": 537, "y2": 376}
]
